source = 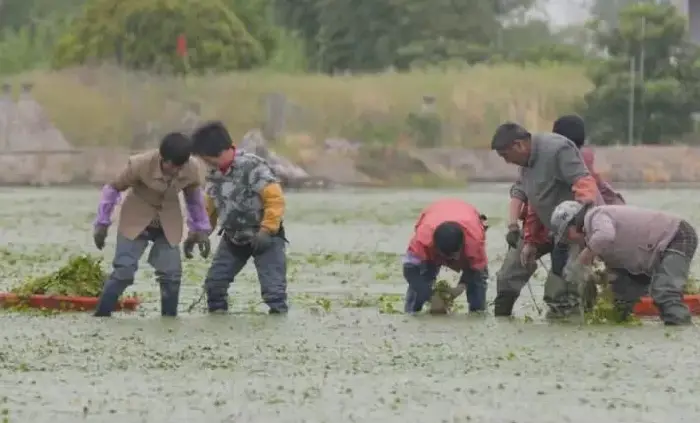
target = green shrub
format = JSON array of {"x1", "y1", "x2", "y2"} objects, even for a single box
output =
[{"x1": 51, "y1": 0, "x2": 265, "y2": 74}]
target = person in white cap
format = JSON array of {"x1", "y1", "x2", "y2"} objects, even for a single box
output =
[{"x1": 550, "y1": 201, "x2": 697, "y2": 325}]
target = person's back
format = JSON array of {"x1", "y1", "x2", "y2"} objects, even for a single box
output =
[
  {"x1": 584, "y1": 205, "x2": 680, "y2": 274},
  {"x1": 409, "y1": 198, "x2": 487, "y2": 271},
  {"x1": 553, "y1": 115, "x2": 625, "y2": 205}
]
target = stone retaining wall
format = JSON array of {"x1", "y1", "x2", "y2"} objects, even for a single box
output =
[{"x1": 2, "y1": 146, "x2": 700, "y2": 186}]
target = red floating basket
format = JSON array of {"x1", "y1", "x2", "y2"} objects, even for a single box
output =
[{"x1": 0, "y1": 292, "x2": 140, "y2": 312}]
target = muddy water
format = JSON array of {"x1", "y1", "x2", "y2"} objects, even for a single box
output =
[{"x1": 1, "y1": 185, "x2": 699, "y2": 422}]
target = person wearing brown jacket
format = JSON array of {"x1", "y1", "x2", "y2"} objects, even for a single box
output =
[
  {"x1": 92, "y1": 133, "x2": 212, "y2": 317},
  {"x1": 550, "y1": 201, "x2": 697, "y2": 325}
]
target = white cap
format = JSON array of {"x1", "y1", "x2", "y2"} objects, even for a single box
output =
[{"x1": 550, "y1": 201, "x2": 584, "y2": 243}]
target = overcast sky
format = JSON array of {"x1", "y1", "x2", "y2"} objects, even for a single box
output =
[{"x1": 542, "y1": 0, "x2": 591, "y2": 27}]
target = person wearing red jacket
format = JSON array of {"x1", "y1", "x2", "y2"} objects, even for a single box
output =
[{"x1": 403, "y1": 198, "x2": 489, "y2": 313}]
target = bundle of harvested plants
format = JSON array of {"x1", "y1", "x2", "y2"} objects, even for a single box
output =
[
  {"x1": 428, "y1": 279, "x2": 461, "y2": 314},
  {"x1": 11, "y1": 254, "x2": 107, "y2": 297}
]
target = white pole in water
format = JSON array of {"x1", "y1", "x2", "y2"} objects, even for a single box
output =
[
  {"x1": 628, "y1": 55, "x2": 636, "y2": 145},
  {"x1": 640, "y1": 16, "x2": 646, "y2": 84}
]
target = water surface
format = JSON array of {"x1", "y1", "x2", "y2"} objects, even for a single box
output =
[{"x1": 1, "y1": 185, "x2": 699, "y2": 422}]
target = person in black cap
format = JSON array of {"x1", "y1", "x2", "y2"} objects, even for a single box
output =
[
  {"x1": 552, "y1": 115, "x2": 586, "y2": 148},
  {"x1": 403, "y1": 198, "x2": 489, "y2": 314},
  {"x1": 491, "y1": 121, "x2": 603, "y2": 319},
  {"x1": 553, "y1": 115, "x2": 625, "y2": 205}
]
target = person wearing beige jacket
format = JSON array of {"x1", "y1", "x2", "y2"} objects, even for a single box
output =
[
  {"x1": 92, "y1": 132, "x2": 211, "y2": 317},
  {"x1": 551, "y1": 201, "x2": 697, "y2": 325}
]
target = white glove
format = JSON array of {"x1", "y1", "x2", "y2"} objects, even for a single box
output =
[{"x1": 564, "y1": 260, "x2": 593, "y2": 296}]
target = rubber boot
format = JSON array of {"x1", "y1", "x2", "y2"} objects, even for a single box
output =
[
  {"x1": 493, "y1": 291, "x2": 518, "y2": 317},
  {"x1": 653, "y1": 253, "x2": 693, "y2": 326},
  {"x1": 659, "y1": 305, "x2": 692, "y2": 326},
  {"x1": 613, "y1": 300, "x2": 635, "y2": 322},
  {"x1": 94, "y1": 279, "x2": 132, "y2": 317},
  {"x1": 160, "y1": 282, "x2": 181, "y2": 317},
  {"x1": 545, "y1": 304, "x2": 578, "y2": 320},
  {"x1": 206, "y1": 283, "x2": 229, "y2": 314},
  {"x1": 466, "y1": 280, "x2": 487, "y2": 313},
  {"x1": 266, "y1": 298, "x2": 289, "y2": 315}
]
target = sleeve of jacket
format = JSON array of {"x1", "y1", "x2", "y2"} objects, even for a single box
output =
[
  {"x1": 181, "y1": 160, "x2": 211, "y2": 233},
  {"x1": 509, "y1": 178, "x2": 527, "y2": 201},
  {"x1": 555, "y1": 143, "x2": 600, "y2": 204},
  {"x1": 465, "y1": 230, "x2": 488, "y2": 271},
  {"x1": 260, "y1": 182, "x2": 285, "y2": 233},
  {"x1": 247, "y1": 161, "x2": 285, "y2": 234},
  {"x1": 204, "y1": 192, "x2": 218, "y2": 230},
  {"x1": 518, "y1": 202, "x2": 528, "y2": 221},
  {"x1": 523, "y1": 203, "x2": 547, "y2": 245},
  {"x1": 586, "y1": 212, "x2": 616, "y2": 255}
]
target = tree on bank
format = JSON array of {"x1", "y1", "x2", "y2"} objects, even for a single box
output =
[
  {"x1": 582, "y1": 3, "x2": 700, "y2": 144},
  {"x1": 51, "y1": 0, "x2": 266, "y2": 73},
  {"x1": 271, "y1": 0, "x2": 572, "y2": 73},
  {"x1": 1, "y1": 0, "x2": 589, "y2": 75}
]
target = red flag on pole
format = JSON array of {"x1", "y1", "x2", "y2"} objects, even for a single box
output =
[{"x1": 176, "y1": 34, "x2": 187, "y2": 57}]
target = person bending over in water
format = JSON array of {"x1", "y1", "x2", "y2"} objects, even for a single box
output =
[
  {"x1": 403, "y1": 198, "x2": 489, "y2": 314},
  {"x1": 92, "y1": 132, "x2": 211, "y2": 317},
  {"x1": 550, "y1": 201, "x2": 697, "y2": 325}
]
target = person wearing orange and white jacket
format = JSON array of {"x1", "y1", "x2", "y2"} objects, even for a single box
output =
[
  {"x1": 403, "y1": 199, "x2": 489, "y2": 313},
  {"x1": 491, "y1": 122, "x2": 603, "y2": 319}
]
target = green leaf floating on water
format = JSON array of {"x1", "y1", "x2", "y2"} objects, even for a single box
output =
[{"x1": 10, "y1": 254, "x2": 107, "y2": 297}]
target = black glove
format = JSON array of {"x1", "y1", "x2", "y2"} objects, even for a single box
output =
[
  {"x1": 505, "y1": 223, "x2": 521, "y2": 249},
  {"x1": 250, "y1": 230, "x2": 274, "y2": 254},
  {"x1": 93, "y1": 225, "x2": 108, "y2": 250},
  {"x1": 183, "y1": 232, "x2": 211, "y2": 259}
]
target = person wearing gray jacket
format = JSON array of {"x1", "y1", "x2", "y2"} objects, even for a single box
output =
[
  {"x1": 491, "y1": 122, "x2": 603, "y2": 319},
  {"x1": 550, "y1": 201, "x2": 697, "y2": 325}
]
